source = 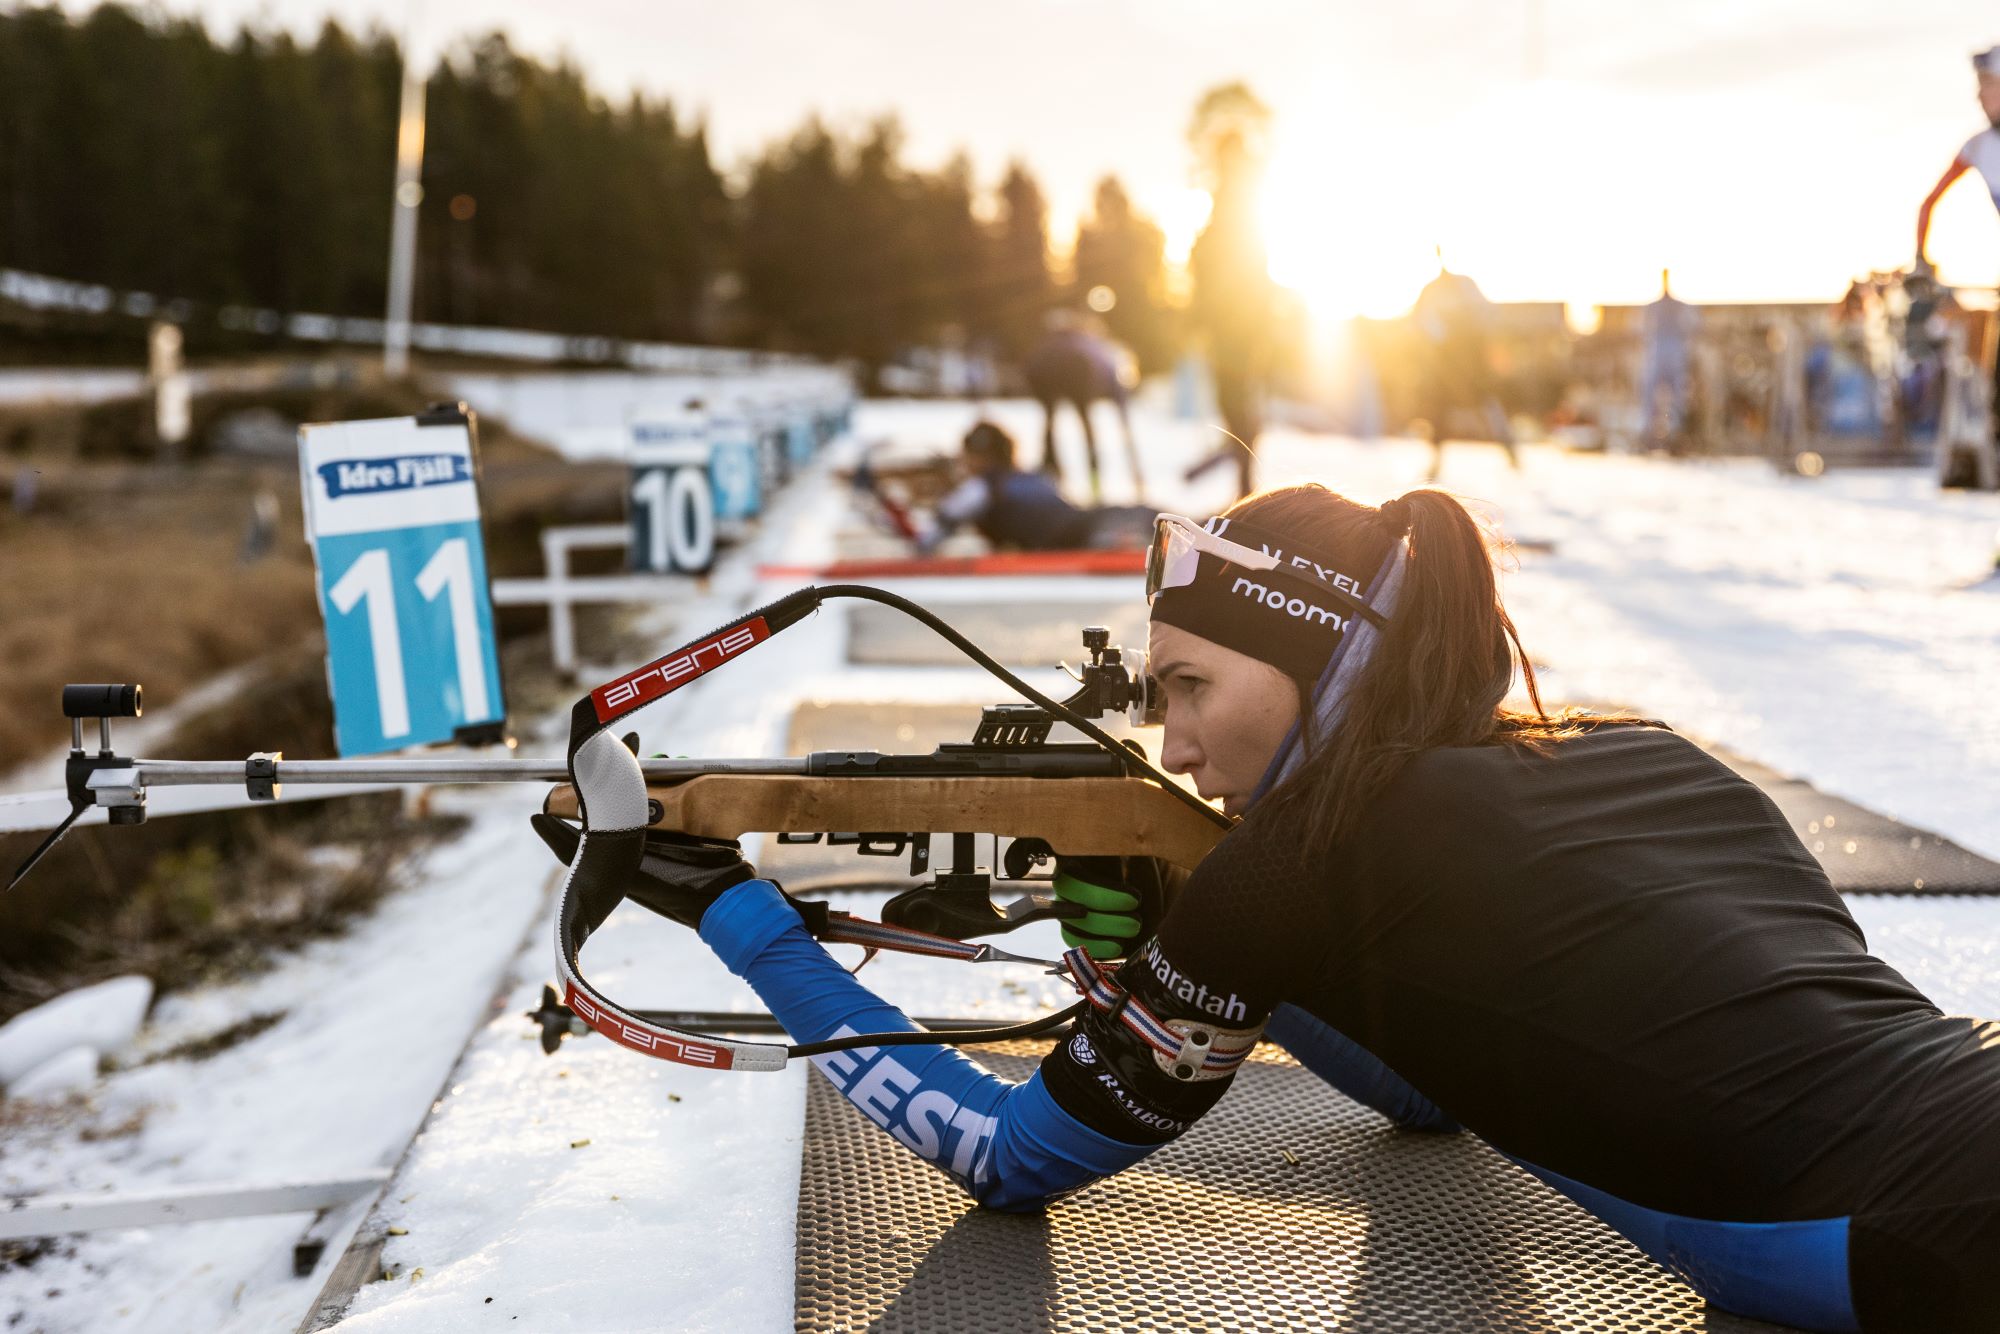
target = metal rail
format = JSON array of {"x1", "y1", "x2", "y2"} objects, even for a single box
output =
[
  {"x1": 125, "y1": 756, "x2": 807, "y2": 787},
  {"x1": 0, "y1": 1172, "x2": 392, "y2": 1241}
]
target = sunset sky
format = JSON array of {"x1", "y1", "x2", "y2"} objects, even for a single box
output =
[{"x1": 102, "y1": 0, "x2": 2000, "y2": 318}]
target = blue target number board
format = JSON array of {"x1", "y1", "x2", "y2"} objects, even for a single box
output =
[{"x1": 298, "y1": 406, "x2": 508, "y2": 756}]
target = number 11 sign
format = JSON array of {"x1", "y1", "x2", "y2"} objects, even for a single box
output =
[{"x1": 299, "y1": 404, "x2": 509, "y2": 756}]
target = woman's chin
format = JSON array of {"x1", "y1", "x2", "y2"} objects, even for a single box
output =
[{"x1": 1219, "y1": 794, "x2": 1244, "y2": 817}]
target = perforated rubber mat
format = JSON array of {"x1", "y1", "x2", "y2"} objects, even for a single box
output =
[{"x1": 793, "y1": 1044, "x2": 1794, "y2": 1334}]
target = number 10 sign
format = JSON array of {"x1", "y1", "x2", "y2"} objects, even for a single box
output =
[{"x1": 299, "y1": 404, "x2": 508, "y2": 756}]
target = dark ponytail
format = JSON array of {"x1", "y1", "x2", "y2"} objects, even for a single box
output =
[{"x1": 1225, "y1": 484, "x2": 1568, "y2": 861}]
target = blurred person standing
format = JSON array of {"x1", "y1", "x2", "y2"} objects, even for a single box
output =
[
  {"x1": 1022, "y1": 311, "x2": 1142, "y2": 502},
  {"x1": 1915, "y1": 45, "x2": 2000, "y2": 267},
  {"x1": 8, "y1": 467, "x2": 37, "y2": 516},
  {"x1": 1411, "y1": 257, "x2": 1519, "y2": 482},
  {"x1": 1915, "y1": 45, "x2": 2000, "y2": 445},
  {"x1": 1638, "y1": 269, "x2": 1701, "y2": 452},
  {"x1": 1185, "y1": 84, "x2": 1278, "y2": 500}
]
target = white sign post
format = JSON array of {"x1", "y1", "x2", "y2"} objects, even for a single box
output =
[
  {"x1": 299, "y1": 404, "x2": 507, "y2": 756},
  {"x1": 148, "y1": 321, "x2": 190, "y2": 456}
]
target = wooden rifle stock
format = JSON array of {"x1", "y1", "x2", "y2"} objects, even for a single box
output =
[{"x1": 544, "y1": 774, "x2": 1226, "y2": 873}]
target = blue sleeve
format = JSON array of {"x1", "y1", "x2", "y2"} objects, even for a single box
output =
[
  {"x1": 1264, "y1": 1003, "x2": 1460, "y2": 1133},
  {"x1": 699, "y1": 880, "x2": 1154, "y2": 1211}
]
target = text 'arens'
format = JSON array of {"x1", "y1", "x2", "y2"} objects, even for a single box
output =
[
  {"x1": 564, "y1": 983, "x2": 732, "y2": 1068},
  {"x1": 591, "y1": 617, "x2": 770, "y2": 721}
]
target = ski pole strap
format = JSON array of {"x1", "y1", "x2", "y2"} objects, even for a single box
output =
[
  {"x1": 552, "y1": 728, "x2": 789, "y2": 1071},
  {"x1": 1060, "y1": 946, "x2": 1262, "y2": 1083},
  {"x1": 554, "y1": 591, "x2": 824, "y2": 1074}
]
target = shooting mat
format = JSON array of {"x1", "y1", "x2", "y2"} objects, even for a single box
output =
[
  {"x1": 793, "y1": 1043, "x2": 1797, "y2": 1333},
  {"x1": 1708, "y1": 748, "x2": 2000, "y2": 895}
]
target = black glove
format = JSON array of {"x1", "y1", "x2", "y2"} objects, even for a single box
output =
[
  {"x1": 1051, "y1": 855, "x2": 1177, "y2": 960},
  {"x1": 531, "y1": 813, "x2": 762, "y2": 932}
]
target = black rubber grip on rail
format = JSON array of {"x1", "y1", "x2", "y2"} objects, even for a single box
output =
[{"x1": 62, "y1": 683, "x2": 141, "y2": 719}]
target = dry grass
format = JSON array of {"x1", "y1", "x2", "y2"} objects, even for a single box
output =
[
  {"x1": 0, "y1": 787, "x2": 470, "y2": 1020},
  {"x1": 0, "y1": 465, "x2": 323, "y2": 773}
]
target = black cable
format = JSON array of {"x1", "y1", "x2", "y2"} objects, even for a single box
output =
[
  {"x1": 626, "y1": 1008, "x2": 1049, "y2": 1035},
  {"x1": 786, "y1": 1001, "x2": 1086, "y2": 1058},
  {"x1": 766, "y1": 586, "x2": 1219, "y2": 1055},
  {"x1": 813, "y1": 584, "x2": 1231, "y2": 832}
]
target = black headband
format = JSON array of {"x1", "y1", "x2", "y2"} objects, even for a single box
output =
[{"x1": 1149, "y1": 519, "x2": 1372, "y2": 682}]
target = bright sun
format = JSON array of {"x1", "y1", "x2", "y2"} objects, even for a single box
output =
[
  {"x1": 1255, "y1": 77, "x2": 2000, "y2": 319},
  {"x1": 1257, "y1": 112, "x2": 1441, "y2": 322}
]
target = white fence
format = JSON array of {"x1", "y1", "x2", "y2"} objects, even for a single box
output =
[
  {"x1": 0, "y1": 264, "x2": 818, "y2": 383},
  {"x1": 491, "y1": 524, "x2": 679, "y2": 675}
]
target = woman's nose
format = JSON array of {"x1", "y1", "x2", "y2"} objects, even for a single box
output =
[{"x1": 1158, "y1": 724, "x2": 1200, "y2": 776}]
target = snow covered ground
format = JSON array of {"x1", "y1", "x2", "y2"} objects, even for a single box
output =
[{"x1": 5, "y1": 392, "x2": 2000, "y2": 1333}]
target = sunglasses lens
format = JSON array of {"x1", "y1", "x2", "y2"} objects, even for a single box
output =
[{"x1": 1146, "y1": 521, "x2": 1203, "y2": 603}]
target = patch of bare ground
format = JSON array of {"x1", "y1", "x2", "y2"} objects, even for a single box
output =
[
  {"x1": 130, "y1": 1012, "x2": 285, "y2": 1067},
  {"x1": 0, "y1": 1235, "x2": 71, "y2": 1274}
]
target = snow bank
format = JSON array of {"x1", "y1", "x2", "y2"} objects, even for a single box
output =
[
  {"x1": 0, "y1": 975, "x2": 150, "y2": 1089},
  {"x1": 7, "y1": 1046, "x2": 100, "y2": 1099}
]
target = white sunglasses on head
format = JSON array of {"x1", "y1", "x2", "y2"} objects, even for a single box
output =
[{"x1": 1145, "y1": 514, "x2": 1389, "y2": 628}]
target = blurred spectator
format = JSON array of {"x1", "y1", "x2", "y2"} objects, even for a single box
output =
[
  {"x1": 9, "y1": 468, "x2": 37, "y2": 517},
  {"x1": 1915, "y1": 45, "x2": 2000, "y2": 267},
  {"x1": 1022, "y1": 311, "x2": 1141, "y2": 502},
  {"x1": 1916, "y1": 45, "x2": 2000, "y2": 442},
  {"x1": 918, "y1": 421, "x2": 1153, "y2": 554},
  {"x1": 240, "y1": 490, "x2": 280, "y2": 563},
  {"x1": 1186, "y1": 87, "x2": 1277, "y2": 499},
  {"x1": 1411, "y1": 258, "x2": 1519, "y2": 481},
  {"x1": 1639, "y1": 269, "x2": 1701, "y2": 450}
]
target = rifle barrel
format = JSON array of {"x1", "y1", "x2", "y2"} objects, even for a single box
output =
[{"x1": 122, "y1": 752, "x2": 1128, "y2": 789}]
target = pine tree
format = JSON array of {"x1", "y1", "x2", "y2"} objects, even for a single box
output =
[
  {"x1": 1072, "y1": 175, "x2": 1177, "y2": 376},
  {"x1": 986, "y1": 160, "x2": 1055, "y2": 365}
]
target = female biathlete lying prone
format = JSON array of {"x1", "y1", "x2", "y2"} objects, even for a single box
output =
[{"x1": 561, "y1": 485, "x2": 2000, "y2": 1332}]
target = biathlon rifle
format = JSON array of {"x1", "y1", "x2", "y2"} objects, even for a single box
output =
[{"x1": 6, "y1": 585, "x2": 1233, "y2": 1071}]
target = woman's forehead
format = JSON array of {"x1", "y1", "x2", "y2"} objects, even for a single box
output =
[{"x1": 1146, "y1": 620, "x2": 1232, "y2": 669}]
